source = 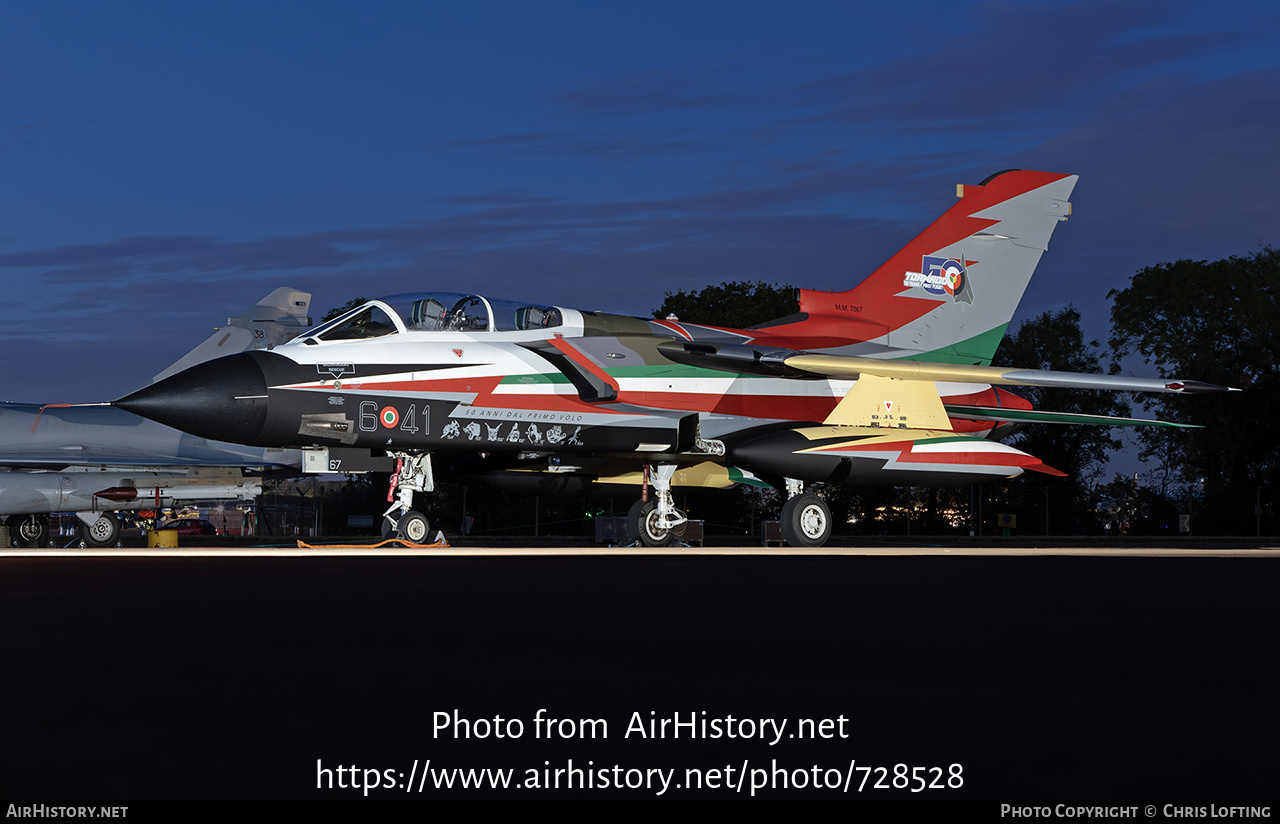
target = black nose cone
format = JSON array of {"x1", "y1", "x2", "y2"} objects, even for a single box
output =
[{"x1": 116, "y1": 353, "x2": 269, "y2": 445}]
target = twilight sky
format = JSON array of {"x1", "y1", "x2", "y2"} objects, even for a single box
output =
[{"x1": 2, "y1": 0, "x2": 1278, "y2": 405}]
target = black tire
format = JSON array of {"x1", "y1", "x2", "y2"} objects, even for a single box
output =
[
  {"x1": 397, "y1": 510, "x2": 431, "y2": 544},
  {"x1": 781, "y1": 493, "x2": 831, "y2": 547},
  {"x1": 381, "y1": 515, "x2": 399, "y2": 541},
  {"x1": 81, "y1": 514, "x2": 122, "y2": 547},
  {"x1": 626, "y1": 499, "x2": 675, "y2": 547},
  {"x1": 8, "y1": 514, "x2": 49, "y2": 548}
]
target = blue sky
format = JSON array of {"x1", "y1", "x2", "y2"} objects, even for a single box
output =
[{"x1": 3, "y1": 0, "x2": 1279, "y2": 409}]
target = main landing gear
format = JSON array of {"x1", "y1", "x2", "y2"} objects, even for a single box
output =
[
  {"x1": 77, "y1": 513, "x2": 122, "y2": 548},
  {"x1": 382, "y1": 452, "x2": 435, "y2": 543},
  {"x1": 623, "y1": 472, "x2": 833, "y2": 548},
  {"x1": 779, "y1": 477, "x2": 832, "y2": 547},
  {"x1": 3, "y1": 513, "x2": 121, "y2": 549}
]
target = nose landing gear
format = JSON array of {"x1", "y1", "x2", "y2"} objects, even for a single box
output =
[
  {"x1": 624, "y1": 464, "x2": 687, "y2": 547},
  {"x1": 381, "y1": 453, "x2": 439, "y2": 545},
  {"x1": 6, "y1": 514, "x2": 49, "y2": 548}
]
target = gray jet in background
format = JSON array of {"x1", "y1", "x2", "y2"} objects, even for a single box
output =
[{"x1": 1, "y1": 288, "x2": 312, "y2": 547}]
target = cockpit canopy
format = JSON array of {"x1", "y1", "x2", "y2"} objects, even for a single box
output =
[{"x1": 305, "y1": 292, "x2": 565, "y2": 342}]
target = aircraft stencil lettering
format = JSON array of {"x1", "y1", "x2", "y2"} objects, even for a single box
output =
[
  {"x1": 114, "y1": 171, "x2": 1235, "y2": 547},
  {"x1": 317, "y1": 363, "x2": 355, "y2": 380}
]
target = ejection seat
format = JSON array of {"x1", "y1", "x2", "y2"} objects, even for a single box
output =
[{"x1": 410, "y1": 298, "x2": 447, "y2": 331}]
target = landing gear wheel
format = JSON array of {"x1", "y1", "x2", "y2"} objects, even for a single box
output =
[
  {"x1": 781, "y1": 493, "x2": 831, "y2": 547},
  {"x1": 396, "y1": 510, "x2": 431, "y2": 544},
  {"x1": 381, "y1": 516, "x2": 399, "y2": 541},
  {"x1": 7, "y1": 515, "x2": 49, "y2": 548},
  {"x1": 626, "y1": 500, "x2": 675, "y2": 547},
  {"x1": 81, "y1": 514, "x2": 121, "y2": 547}
]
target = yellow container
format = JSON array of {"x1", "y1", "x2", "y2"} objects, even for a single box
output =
[{"x1": 147, "y1": 529, "x2": 179, "y2": 548}]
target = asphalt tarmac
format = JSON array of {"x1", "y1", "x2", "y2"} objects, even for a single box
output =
[{"x1": 2, "y1": 546, "x2": 1277, "y2": 800}]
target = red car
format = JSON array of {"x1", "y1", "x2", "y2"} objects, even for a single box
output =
[{"x1": 161, "y1": 519, "x2": 219, "y2": 536}]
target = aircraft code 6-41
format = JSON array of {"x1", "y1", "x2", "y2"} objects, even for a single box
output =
[{"x1": 316, "y1": 759, "x2": 963, "y2": 796}]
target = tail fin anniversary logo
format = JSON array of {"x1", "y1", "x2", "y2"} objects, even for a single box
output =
[{"x1": 904, "y1": 255, "x2": 973, "y2": 304}]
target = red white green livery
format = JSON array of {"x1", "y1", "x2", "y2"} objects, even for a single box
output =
[{"x1": 117, "y1": 170, "x2": 1233, "y2": 546}]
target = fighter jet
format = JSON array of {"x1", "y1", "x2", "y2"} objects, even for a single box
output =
[
  {"x1": 114, "y1": 171, "x2": 1232, "y2": 547},
  {"x1": 1, "y1": 288, "x2": 312, "y2": 547}
]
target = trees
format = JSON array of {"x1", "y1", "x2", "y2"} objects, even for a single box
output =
[
  {"x1": 322, "y1": 297, "x2": 368, "y2": 322},
  {"x1": 984, "y1": 307, "x2": 1132, "y2": 534},
  {"x1": 1108, "y1": 247, "x2": 1280, "y2": 488},
  {"x1": 993, "y1": 306, "x2": 1129, "y2": 487},
  {"x1": 654, "y1": 280, "x2": 797, "y2": 328}
]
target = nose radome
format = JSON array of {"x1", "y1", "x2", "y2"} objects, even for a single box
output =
[{"x1": 115, "y1": 353, "x2": 270, "y2": 446}]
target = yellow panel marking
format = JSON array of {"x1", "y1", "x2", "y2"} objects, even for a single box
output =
[{"x1": 822, "y1": 374, "x2": 953, "y2": 430}]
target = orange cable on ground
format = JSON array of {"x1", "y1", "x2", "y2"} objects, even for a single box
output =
[{"x1": 296, "y1": 537, "x2": 451, "y2": 549}]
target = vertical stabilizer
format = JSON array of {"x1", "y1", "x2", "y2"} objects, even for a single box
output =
[
  {"x1": 760, "y1": 170, "x2": 1077, "y2": 365},
  {"x1": 150, "y1": 288, "x2": 312, "y2": 384}
]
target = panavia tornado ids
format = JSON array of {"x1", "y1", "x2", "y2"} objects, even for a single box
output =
[{"x1": 114, "y1": 170, "x2": 1233, "y2": 547}]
